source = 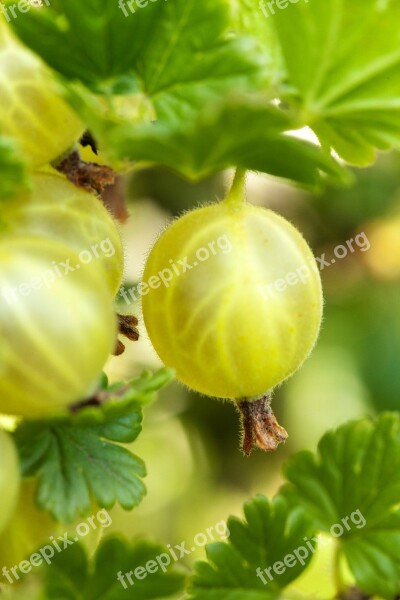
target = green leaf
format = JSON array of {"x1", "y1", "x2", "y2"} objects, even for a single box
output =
[
  {"x1": 9, "y1": 0, "x2": 265, "y2": 120},
  {"x1": 41, "y1": 538, "x2": 186, "y2": 599},
  {"x1": 10, "y1": 0, "x2": 350, "y2": 185},
  {"x1": 12, "y1": 369, "x2": 173, "y2": 523},
  {"x1": 272, "y1": 0, "x2": 400, "y2": 165},
  {"x1": 13, "y1": 410, "x2": 146, "y2": 524},
  {"x1": 284, "y1": 412, "x2": 400, "y2": 598},
  {"x1": 229, "y1": 0, "x2": 283, "y2": 86},
  {"x1": 42, "y1": 542, "x2": 89, "y2": 600},
  {"x1": 6, "y1": 0, "x2": 163, "y2": 87},
  {"x1": 76, "y1": 92, "x2": 347, "y2": 186},
  {"x1": 188, "y1": 494, "x2": 316, "y2": 599},
  {"x1": 0, "y1": 136, "x2": 29, "y2": 200},
  {"x1": 93, "y1": 367, "x2": 175, "y2": 411}
]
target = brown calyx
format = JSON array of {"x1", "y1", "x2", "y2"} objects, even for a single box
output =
[
  {"x1": 55, "y1": 150, "x2": 115, "y2": 197},
  {"x1": 114, "y1": 314, "x2": 140, "y2": 356},
  {"x1": 237, "y1": 394, "x2": 288, "y2": 456}
]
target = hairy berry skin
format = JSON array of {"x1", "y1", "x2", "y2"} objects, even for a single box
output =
[
  {"x1": 0, "y1": 23, "x2": 83, "y2": 169},
  {"x1": 0, "y1": 236, "x2": 117, "y2": 418},
  {"x1": 0, "y1": 170, "x2": 124, "y2": 297},
  {"x1": 142, "y1": 202, "x2": 323, "y2": 399},
  {"x1": 0, "y1": 429, "x2": 20, "y2": 534}
]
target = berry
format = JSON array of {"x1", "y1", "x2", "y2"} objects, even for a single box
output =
[
  {"x1": 0, "y1": 429, "x2": 20, "y2": 534},
  {"x1": 0, "y1": 236, "x2": 117, "y2": 418},
  {"x1": 0, "y1": 22, "x2": 83, "y2": 169},
  {"x1": 0, "y1": 170, "x2": 124, "y2": 296},
  {"x1": 142, "y1": 180, "x2": 323, "y2": 454},
  {"x1": 142, "y1": 201, "x2": 323, "y2": 399}
]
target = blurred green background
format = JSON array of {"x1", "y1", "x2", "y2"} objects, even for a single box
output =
[{"x1": 104, "y1": 153, "x2": 400, "y2": 573}]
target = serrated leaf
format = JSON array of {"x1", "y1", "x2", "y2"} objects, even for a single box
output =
[
  {"x1": 13, "y1": 412, "x2": 146, "y2": 523},
  {"x1": 229, "y1": 0, "x2": 283, "y2": 85},
  {"x1": 271, "y1": 0, "x2": 400, "y2": 165},
  {"x1": 9, "y1": 0, "x2": 265, "y2": 121},
  {"x1": 6, "y1": 0, "x2": 162, "y2": 87},
  {"x1": 10, "y1": 368, "x2": 173, "y2": 523},
  {"x1": 78, "y1": 92, "x2": 347, "y2": 186},
  {"x1": 0, "y1": 135, "x2": 29, "y2": 200},
  {"x1": 41, "y1": 537, "x2": 186, "y2": 600},
  {"x1": 188, "y1": 495, "x2": 316, "y2": 599},
  {"x1": 284, "y1": 412, "x2": 400, "y2": 598},
  {"x1": 43, "y1": 542, "x2": 89, "y2": 600}
]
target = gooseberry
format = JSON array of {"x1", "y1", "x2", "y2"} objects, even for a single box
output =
[
  {"x1": 0, "y1": 236, "x2": 117, "y2": 418},
  {"x1": 0, "y1": 22, "x2": 83, "y2": 169},
  {"x1": 142, "y1": 177, "x2": 323, "y2": 452},
  {"x1": 0, "y1": 170, "x2": 124, "y2": 297},
  {"x1": 0, "y1": 429, "x2": 20, "y2": 535}
]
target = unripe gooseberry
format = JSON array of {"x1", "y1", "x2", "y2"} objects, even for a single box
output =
[
  {"x1": 0, "y1": 21, "x2": 83, "y2": 169},
  {"x1": 142, "y1": 189, "x2": 323, "y2": 454},
  {"x1": 0, "y1": 236, "x2": 117, "y2": 418},
  {"x1": 142, "y1": 200, "x2": 323, "y2": 400},
  {"x1": 0, "y1": 170, "x2": 124, "y2": 297},
  {"x1": 0, "y1": 429, "x2": 20, "y2": 535}
]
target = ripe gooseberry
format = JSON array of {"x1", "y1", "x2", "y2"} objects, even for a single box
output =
[
  {"x1": 142, "y1": 171, "x2": 323, "y2": 453},
  {"x1": 0, "y1": 170, "x2": 124, "y2": 297},
  {"x1": 0, "y1": 22, "x2": 83, "y2": 169},
  {"x1": 0, "y1": 429, "x2": 20, "y2": 534},
  {"x1": 0, "y1": 236, "x2": 117, "y2": 418}
]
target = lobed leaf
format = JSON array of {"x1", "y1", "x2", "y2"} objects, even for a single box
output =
[
  {"x1": 284, "y1": 412, "x2": 400, "y2": 598},
  {"x1": 12, "y1": 369, "x2": 173, "y2": 523},
  {"x1": 42, "y1": 538, "x2": 186, "y2": 599},
  {"x1": 272, "y1": 0, "x2": 400, "y2": 165},
  {"x1": 188, "y1": 494, "x2": 316, "y2": 599}
]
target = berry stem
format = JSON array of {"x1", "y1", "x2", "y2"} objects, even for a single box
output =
[
  {"x1": 224, "y1": 168, "x2": 247, "y2": 206},
  {"x1": 237, "y1": 394, "x2": 288, "y2": 456}
]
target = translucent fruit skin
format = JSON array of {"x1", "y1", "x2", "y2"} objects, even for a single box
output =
[
  {"x1": 0, "y1": 171, "x2": 124, "y2": 297},
  {"x1": 142, "y1": 203, "x2": 323, "y2": 399},
  {"x1": 0, "y1": 429, "x2": 20, "y2": 535},
  {"x1": 0, "y1": 236, "x2": 117, "y2": 418},
  {"x1": 0, "y1": 23, "x2": 83, "y2": 169}
]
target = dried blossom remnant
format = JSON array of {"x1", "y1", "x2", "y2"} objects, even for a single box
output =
[
  {"x1": 113, "y1": 314, "x2": 140, "y2": 357},
  {"x1": 237, "y1": 394, "x2": 288, "y2": 456},
  {"x1": 55, "y1": 150, "x2": 115, "y2": 196},
  {"x1": 114, "y1": 339, "x2": 126, "y2": 357},
  {"x1": 118, "y1": 314, "x2": 139, "y2": 341}
]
